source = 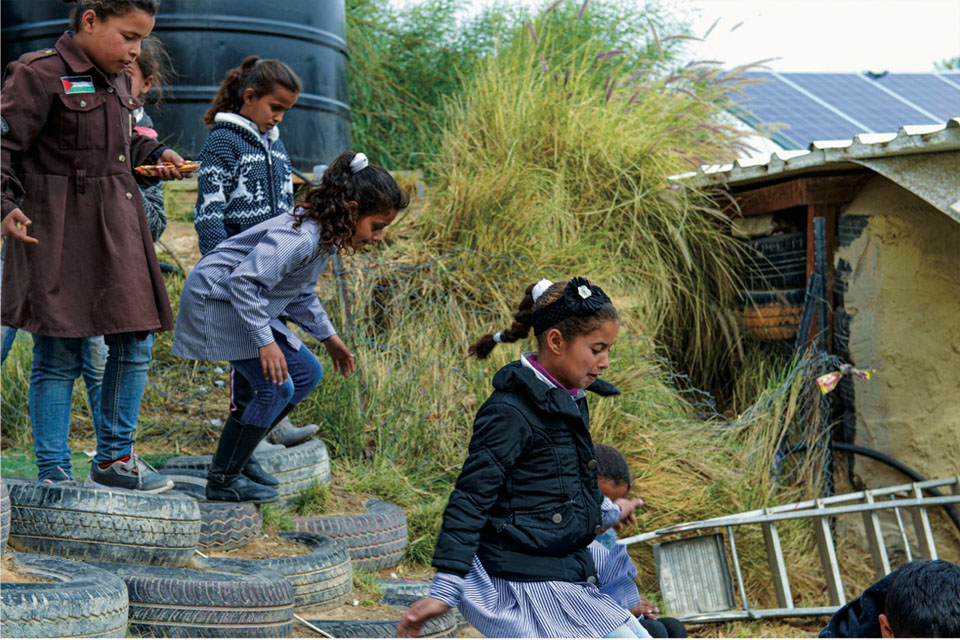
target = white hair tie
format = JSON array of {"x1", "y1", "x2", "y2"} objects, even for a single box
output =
[
  {"x1": 492, "y1": 332, "x2": 504, "y2": 344},
  {"x1": 531, "y1": 279, "x2": 554, "y2": 303},
  {"x1": 350, "y1": 152, "x2": 369, "y2": 174}
]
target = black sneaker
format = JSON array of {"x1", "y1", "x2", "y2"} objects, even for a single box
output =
[
  {"x1": 86, "y1": 454, "x2": 174, "y2": 493},
  {"x1": 40, "y1": 466, "x2": 78, "y2": 486}
]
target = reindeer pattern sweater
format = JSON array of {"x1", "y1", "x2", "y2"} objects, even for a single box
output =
[{"x1": 193, "y1": 112, "x2": 294, "y2": 255}]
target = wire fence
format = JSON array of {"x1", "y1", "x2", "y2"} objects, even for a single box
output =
[{"x1": 1, "y1": 247, "x2": 848, "y2": 497}]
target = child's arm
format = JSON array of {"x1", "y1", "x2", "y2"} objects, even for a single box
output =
[
  {"x1": 431, "y1": 402, "x2": 532, "y2": 578},
  {"x1": 193, "y1": 132, "x2": 237, "y2": 255},
  {"x1": 595, "y1": 541, "x2": 646, "y2": 615},
  {"x1": 0, "y1": 61, "x2": 52, "y2": 244},
  {"x1": 226, "y1": 225, "x2": 314, "y2": 353},
  {"x1": 284, "y1": 291, "x2": 355, "y2": 377}
]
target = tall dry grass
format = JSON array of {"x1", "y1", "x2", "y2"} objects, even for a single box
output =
[{"x1": 411, "y1": 7, "x2": 756, "y2": 389}]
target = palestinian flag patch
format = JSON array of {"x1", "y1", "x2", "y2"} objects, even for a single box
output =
[{"x1": 60, "y1": 75, "x2": 95, "y2": 94}]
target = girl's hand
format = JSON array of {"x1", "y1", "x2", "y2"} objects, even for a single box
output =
[
  {"x1": 259, "y1": 342, "x2": 288, "y2": 385},
  {"x1": 323, "y1": 334, "x2": 356, "y2": 377},
  {"x1": 1, "y1": 209, "x2": 39, "y2": 244},
  {"x1": 397, "y1": 598, "x2": 450, "y2": 637},
  {"x1": 630, "y1": 596, "x2": 660, "y2": 618},
  {"x1": 155, "y1": 149, "x2": 192, "y2": 180},
  {"x1": 614, "y1": 496, "x2": 644, "y2": 529}
]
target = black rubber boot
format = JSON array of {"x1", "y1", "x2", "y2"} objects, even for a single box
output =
[
  {"x1": 206, "y1": 416, "x2": 279, "y2": 503},
  {"x1": 238, "y1": 403, "x2": 295, "y2": 487},
  {"x1": 243, "y1": 455, "x2": 278, "y2": 487}
]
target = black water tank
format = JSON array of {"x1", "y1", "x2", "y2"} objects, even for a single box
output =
[{"x1": 1, "y1": 1, "x2": 351, "y2": 170}]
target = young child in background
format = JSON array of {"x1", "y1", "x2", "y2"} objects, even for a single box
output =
[
  {"x1": 399, "y1": 278, "x2": 647, "y2": 638},
  {"x1": 594, "y1": 444, "x2": 688, "y2": 638},
  {"x1": 128, "y1": 35, "x2": 174, "y2": 243},
  {"x1": 820, "y1": 559, "x2": 960, "y2": 638},
  {"x1": 172, "y1": 151, "x2": 408, "y2": 503},
  {"x1": 0, "y1": 0, "x2": 192, "y2": 489},
  {"x1": 193, "y1": 55, "x2": 317, "y2": 452}
]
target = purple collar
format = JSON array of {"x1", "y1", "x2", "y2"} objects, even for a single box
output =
[{"x1": 525, "y1": 353, "x2": 581, "y2": 396}]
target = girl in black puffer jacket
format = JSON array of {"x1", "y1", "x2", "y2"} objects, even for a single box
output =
[{"x1": 400, "y1": 277, "x2": 646, "y2": 639}]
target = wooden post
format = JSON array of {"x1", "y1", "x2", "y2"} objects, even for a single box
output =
[{"x1": 806, "y1": 206, "x2": 837, "y2": 350}]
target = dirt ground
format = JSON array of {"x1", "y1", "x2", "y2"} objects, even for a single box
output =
[
  {"x1": 157, "y1": 220, "x2": 204, "y2": 272},
  {"x1": 197, "y1": 534, "x2": 312, "y2": 560},
  {"x1": 0, "y1": 553, "x2": 53, "y2": 583}
]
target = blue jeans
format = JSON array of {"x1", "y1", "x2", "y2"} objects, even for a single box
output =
[
  {"x1": 30, "y1": 333, "x2": 149, "y2": 480},
  {"x1": 229, "y1": 334, "x2": 322, "y2": 429},
  {"x1": 1, "y1": 325, "x2": 17, "y2": 364}
]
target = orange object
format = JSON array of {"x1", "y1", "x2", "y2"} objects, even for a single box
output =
[{"x1": 135, "y1": 161, "x2": 200, "y2": 177}]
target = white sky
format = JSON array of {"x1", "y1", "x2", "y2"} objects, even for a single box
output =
[{"x1": 456, "y1": 0, "x2": 960, "y2": 72}]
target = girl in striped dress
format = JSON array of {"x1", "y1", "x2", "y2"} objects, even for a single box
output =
[
  {"x1": 171, "y1": 151, "x2": 408, "y2": 503},
  {"x1": 399, "y1": 278, "x2": 647, "y2": 638}
]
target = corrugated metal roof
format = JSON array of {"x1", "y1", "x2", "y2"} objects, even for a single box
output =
[{"x1": 675, "y1": 118, "x2": 960, "y2": 221}]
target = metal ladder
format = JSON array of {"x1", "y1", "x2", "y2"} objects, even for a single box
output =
[{"x1": 618, "y1": 476, "x2": 960, "y2": 623}]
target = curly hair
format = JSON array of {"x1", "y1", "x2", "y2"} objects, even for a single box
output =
[
  {"x1": 294, "y1": 151, "x2": 409, "y2": 252},
  {"x1": 61, "y1": 0, "x2": 160, "y2": 31},
  {"x1": 468, "y1": 278, "x2": 620, "y2": 359},
  {"x1": 204, "y1": 56, "x2": 302, "y2": 126}
]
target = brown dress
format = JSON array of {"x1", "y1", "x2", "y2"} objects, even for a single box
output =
[{"x1": 0, "y1": 32, "x2": 173, "y2": 337}]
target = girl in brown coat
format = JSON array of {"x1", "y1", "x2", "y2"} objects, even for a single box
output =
[{"x1": 0, "y1": 0, "x2": 191, "y2": 490}]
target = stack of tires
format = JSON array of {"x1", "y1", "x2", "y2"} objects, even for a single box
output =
[
  {"x1": 294, "y1": 499, "x2": 408, "y2": 570},
  {"x1": 738, "y1": 232, "x2": 808, "y2": 341},
  {"x1": 2, "y1": 435, "x2": 416, "y2": 637},
  {"x1": 1, "y1": 477, "x2": 210, "y2": 637},
  {"x1": 162, "y1": 438, "x2": 332, "y2": 503}
]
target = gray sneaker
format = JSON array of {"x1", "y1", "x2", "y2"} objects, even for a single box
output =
[{"x1": 86, "y1": 454, "x2": 174, "y2": 493}]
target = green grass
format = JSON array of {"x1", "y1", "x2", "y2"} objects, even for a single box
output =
[
  {"x1": 288, "y1": 481, "x2": 332, "y2": 516},
  {"x1": 261, "y1": 503, "x2": 295, "y2": 534}
]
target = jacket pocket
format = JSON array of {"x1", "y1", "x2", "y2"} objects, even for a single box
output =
[
  {"x1": 58, "y1": 93, "x2": 106, "y2": 150},
  {"x1": 499, "y1": 501, "x2": 581, "y2": 555}
]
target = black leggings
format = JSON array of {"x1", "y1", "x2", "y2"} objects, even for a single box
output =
[{"x1": 639, "y1": 617, "x2": 687, "y2": 638}]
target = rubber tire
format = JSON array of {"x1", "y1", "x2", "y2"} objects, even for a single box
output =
[
  {"x1": 1, "y1": 476, "x2": 10, "y2": 552},
  {"x1": 294, "y1": 499, "x2": 408, "y2": 570},
  {"x1": 91, "y1": 562, "x2": 294, "y2": 637},
  {"x1": 378, "y1": 580, "x2": 470, "y2": 631},
  {"x1": 738, "y1": 288, "x2": 806, "y2": 306},
  {"x1": 307, "y1": 593, "x2": 457, "y2": 638},
  {"x1": 747, "y1": 231, "x2": 806, "y2": 255},
  {"x1": 5, "y1": 478, "x2": 200, "y2": 567},
  {"x1": 192, "y1": 531, "x2": 352, "y2": 611},
  {"x1": 305, "y1": 615, "x2": 457, "y2": 638},
  {"x1": 163, "y1": 438, "x2": 331, "y2": 502},
  {"x1": 162, "y1": 469, "x2": 264, "y2": 551},
  {"x1": 1, "y1": 552, "x2": 129, "y2": 638}
]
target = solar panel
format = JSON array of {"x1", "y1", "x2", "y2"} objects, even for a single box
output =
[
  {"x1": 726, "y1": 71, "x2": 956, "y2": 150},
  {"x1": 939, "y1": 73, "x2": 960, "y2": 92},
  {"x1": 733, "y1": 72, "x2": 867, "y2": 148},
  {"x1": 870, "y1": 74, "x2": 960, "y2": 121},
  {"x1": 783, "y1": 73, "x2": 941, "y2": 132}
]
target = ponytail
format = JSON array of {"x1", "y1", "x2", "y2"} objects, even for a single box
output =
[
  {"x1": 295, "y1": 151, "x2": 409, "y2": 252},
  {"x1": 469, "y1": 283, "x2": 538, "y2": 359},
  {"x1": 469, "y1": 278, "x2": 618, "y2": 359},
  {"x1": 204, "y1": 56, "x2": 302, "y2": 126}
]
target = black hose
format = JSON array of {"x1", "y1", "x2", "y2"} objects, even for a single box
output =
[{"x1": 785, "y1": 441, "x2": 960, "y2": 536}]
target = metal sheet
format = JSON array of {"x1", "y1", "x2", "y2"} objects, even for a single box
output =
[
  {"x1": 654, "y1": 534, "x2": 736, "y2": 618},
  {"x1": 852, "y1": 151, "x2": 960, "y2": 223}
]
